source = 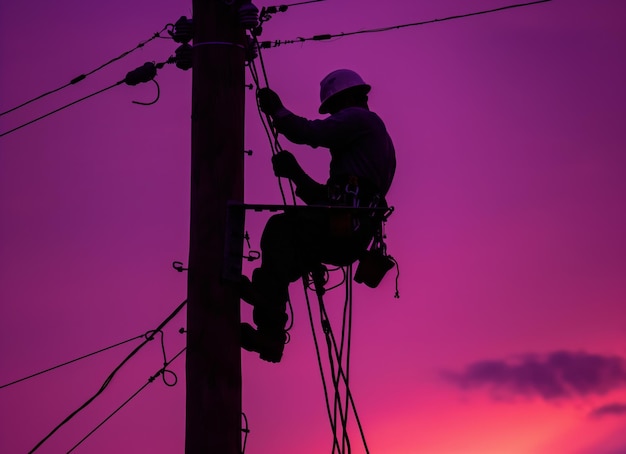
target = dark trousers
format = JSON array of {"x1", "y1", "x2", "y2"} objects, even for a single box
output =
[{"x1": 250, "y1": 209, "x2": 375, "y2": 335}]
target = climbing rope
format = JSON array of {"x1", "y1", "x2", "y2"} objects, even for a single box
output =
[
  {"x1": 305, "y1": 266, "x2": 370, "y2": 454},
  {"x1": 245, "y1": 25, "x2": 371, "y2": 453},
  {"x1": 244, "y1": 33, "x2": 300, "y2": 337},
  {"x1": 246, "y1": 36, "x2": 297, "y2": 206}
]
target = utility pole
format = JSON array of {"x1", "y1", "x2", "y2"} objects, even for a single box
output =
[{"x1": 186, "y1": 0, "x2": 246, "y2": 452}]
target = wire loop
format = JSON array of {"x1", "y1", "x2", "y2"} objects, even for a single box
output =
[{"x1": 132, "y1": 79, "x2": 161, "y2": 106}]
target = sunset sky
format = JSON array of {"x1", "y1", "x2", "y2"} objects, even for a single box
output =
[{"x1": 1, "y1": 1, "x2": 625, "y2": 453}]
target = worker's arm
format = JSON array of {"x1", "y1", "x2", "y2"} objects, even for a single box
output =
[
  {"x1": 272, "y1": 150, "x2": 326, "y2": 204},
  {"x1": 273, "y1": 107, "x2": 364, "y2": 149},
  {"x1": 256, "y1": 87, "x2": 364, "y2": 149}
]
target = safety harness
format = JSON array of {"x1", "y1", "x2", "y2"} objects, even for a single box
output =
[{"x1": 325, "y1": 175, "x2": 396, "y2": 289}]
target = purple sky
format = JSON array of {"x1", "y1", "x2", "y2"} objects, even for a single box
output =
[{"x1": 1, "y1": 1, "x2": 626, "y2": 453}]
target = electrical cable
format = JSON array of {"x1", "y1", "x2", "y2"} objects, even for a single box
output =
[
  {"x1": 0, "y1": 81, "x2": 123, "y2": 139},
  {"x1": 336, "y1": 266, "x2": 352, "y2": 452},
  {"x1": 389, "y1": 255, "x2": 400, "y2": 298},
  {"x1": 247, "y1": 37, "x2": 297, "y2": 205},
  {"x1": 0, "y1": 24, "x2": 174, "y2": 117},
  {"x1": 259, "y1": 0, "x2": 326, "y2": 24},
  {"x1": 245, "y1": 35, "x2": 299, "y2": 332},
  {"x1": 256, "y1": 36, "x2": 297, "y2": 204},
  {"x1": 0, "y1": 57, "x2": 174, "y2": 139},
  {"x1": 303, "y1": 278, "x2": 343, "y2": 453},
  {"x1": 0, "y1": 333, "x2": 145, "y2": 390},
  {"x1": 241, "y1": 412, "x2": 250, "y2": 454},
  {"x1": 308, "y1": 268, "x2": 370, "y2": 454},
  {"x1": 28, "y1": 299, "x2": 187, "y2": 453},
  {"x1": 249, "y1": 20, "x2": 368, "y2": 451},
  {"x1": 146, "y1": 328, "x2": 179, "y2": 386},
  {"x1": 343, "y1": 266, "x2": 355, "y2": 452},
  {"x1": 323, "y1": 307, "x2": 350, "y2": 454},
  {"x1": 66, "y1": 347, "x2": 186, "y2": 453},
  {"x1": 278, "y1": 0, "x2": 325, "y2": 7},
  {"x1": 260, "y1": 0, "x2": 552, "y2": 48}
]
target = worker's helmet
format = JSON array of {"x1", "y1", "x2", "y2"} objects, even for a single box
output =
[{"x1": 319, "y1": 69, "x2": 371, "y2": 114}]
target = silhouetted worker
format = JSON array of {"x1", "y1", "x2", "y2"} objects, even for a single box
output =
[{"x1": 241, "y1": 69, "x2": 396, "y2": 362}]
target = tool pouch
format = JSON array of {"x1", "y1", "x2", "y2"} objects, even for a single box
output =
[{"x1": 354, "y1": 247, "x2": 394, "y2": 288}]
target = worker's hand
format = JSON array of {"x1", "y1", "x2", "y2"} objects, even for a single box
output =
[
  {"x1": 272, "y1": 150, "x2": 303, "y2": 180},
  {"x1": 257, "y1": 88, "x2": 283, "y2": 115}
]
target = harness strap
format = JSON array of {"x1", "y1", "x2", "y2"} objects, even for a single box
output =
[{"x1": 327, "y1": 174, "x2": 383, "y2": 210}]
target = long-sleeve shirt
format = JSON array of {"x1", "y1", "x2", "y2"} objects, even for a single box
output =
[{"x1": 273, "y1": 106, "x2": 396, "y2": 197}]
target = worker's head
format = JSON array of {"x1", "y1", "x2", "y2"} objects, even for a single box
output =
[{"x1": 319, "y1": 69, "x2": 371, "y2": 115}]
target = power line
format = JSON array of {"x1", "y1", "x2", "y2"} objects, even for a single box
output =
[
  {"x1": 283, "y1": 0, "x2": 325, "y2": 7},
  {"x1": 0, "y1": 333, "x2": 146, "y2": 390},
  {"x1": 0, "y1": 24, "x2": 173, "y2": 118},
  {"x1": 0, "y1": 58, "x2": 174, "y2": 139},
  {"x1": 28, "y1": 299, "x2": 187, "y2": 453},
  {"x1": 264, "y1": 0, "x2": 325, "y2": 12},
  {"x1": 66, "y1": 347, "x2": 186, "y2": 453},
  {"x1": 0, "y1": 81, "x2": 123, "y2": 139},
  {"x1": 259, "y1": 0, "x2": 552, "y2": 48}
]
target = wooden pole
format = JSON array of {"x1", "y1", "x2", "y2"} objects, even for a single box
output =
[{"x1": 185, "y1": 0, "x2": 245, "y2": 452}]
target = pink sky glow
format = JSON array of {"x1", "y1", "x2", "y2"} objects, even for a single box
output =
[{"x1": 1, "y1": 1, "x2": 625, "y2": 453}]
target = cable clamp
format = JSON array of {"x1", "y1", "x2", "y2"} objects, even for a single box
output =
[{"x1": 172, "y1": 261, "x2": 188, "y2": 272}]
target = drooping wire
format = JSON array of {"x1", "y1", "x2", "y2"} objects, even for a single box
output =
[
  {"x1": 259, "y1": 0, "x2": 553, "y2": 48},
  {"x1": 334, "y1": 266, "x2": 352, "y2": 453},
  {"x1": 307, "y1": 267, "x2": 370, "y2": 454},
  {"x1": 145, "y1": 329, "x2": 179, "y2": 386},
  {"x1": 389, "y1": 255, "x2": 400, "y2": 299},
  {"x1": 303, "y1": 278, "x2": 343, "y2": 453},
  {"x1": 0, "y1": 24, "x2": 174, "y2": 117},
  {"x1": 28, "y1": 299, "x2": 187, "y2": 453},
  {"x1": 0, "y1": 333, "x2": 145, "y2": 390},
  {"x1": 66, "y1": 347, "x2": 186, "y2": 453},
  {"x1": 342, "y1": 266, "x2": 354, "y2": 452},
  {"x1": 305, "y1": 269, "x2": 369, "y2": 453},
  {"x1": 242, "y1": 412, "x2": 250, "y2": 454}
]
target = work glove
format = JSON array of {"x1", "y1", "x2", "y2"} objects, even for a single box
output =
[
  {"x1": 257, "y1": 88, "x2": 283, "y2": 116},
  {"x1": 272, "y1": 150, "x2": 303, "y2": 180}
]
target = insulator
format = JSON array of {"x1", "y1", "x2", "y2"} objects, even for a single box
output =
[
  {"x1": 238, "y1": 2, "x2": 259, "y2": 29},
  {"x1": 245, "y1": 35, "x2": 258, "y2": 62},
  {"x1": 175, "y1": 43, "x2": 193, "y2": 71},
  {"x1": 124, "y1": 62, "x2": 157, "y2": 86},
  {"x1": 169, "y1": 16, "x2": 193, "y2": 43}
]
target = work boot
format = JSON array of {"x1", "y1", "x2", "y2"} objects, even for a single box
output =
[{"x1": 240, "y1": 323, "x2": 286, "y2": 363}]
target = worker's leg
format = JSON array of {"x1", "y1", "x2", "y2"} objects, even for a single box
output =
[{"x1": 243, "y1": 212, "x2": 326, "y2": 362}]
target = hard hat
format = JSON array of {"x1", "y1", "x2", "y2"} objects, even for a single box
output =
[{"x1": 319, "y1": 69, "x2": 371, "y2": 114}]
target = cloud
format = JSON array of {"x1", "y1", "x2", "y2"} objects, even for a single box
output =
[
  {"x1": 589, "y1": 402, "x2": 626, "y2": 419},
  {"x1": 443, "y1": 350, "x2": 626, "y2": 400}
]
